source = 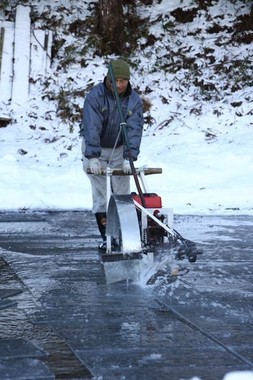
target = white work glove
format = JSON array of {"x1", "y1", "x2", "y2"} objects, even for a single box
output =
[
  {"x1": 89, "y1": 158, "x2": 101, "y2": 175},
  {"x1": 123, "y1": 159, "x2": 131, "y2": 174}
]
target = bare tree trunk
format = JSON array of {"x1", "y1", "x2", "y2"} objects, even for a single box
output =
[{"x1": 97, "y1": 0, "x2": 124, "y2": 54}]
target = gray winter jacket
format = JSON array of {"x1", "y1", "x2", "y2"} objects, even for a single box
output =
[{"x1": 81, "y1": 78, "x2": 143, "y2": 161}]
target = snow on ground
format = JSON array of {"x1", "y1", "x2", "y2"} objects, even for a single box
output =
[
  {"x1": 222, "y1": 372, "x2": 253, "y2": 380},
  {"x1": 190, "y1": 372, "x2": 253, "y2": 380},
  {"x1": 0, "y1": 0, "x2": 252, "y2": 215}
]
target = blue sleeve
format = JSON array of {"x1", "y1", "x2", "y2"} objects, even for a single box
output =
[{"x1": 82, "y1": 87, "x2": 103, "y2": 159}]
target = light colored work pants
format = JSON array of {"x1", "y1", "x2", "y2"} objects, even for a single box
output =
[{"x1": 82, "y1": 143, "x2": 130, "y2": 213}]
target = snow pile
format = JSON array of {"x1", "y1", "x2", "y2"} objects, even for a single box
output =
[
  {"x1": 182, "y1": 371, "x2": 253, "y2": 380},
  {"x1": 223, "y1": 371, "x2": 253, "y2": 380}
]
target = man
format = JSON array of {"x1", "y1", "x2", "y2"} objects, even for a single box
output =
[{"x1": 81, "y1": 59, "x2": 144, "y2": 249}]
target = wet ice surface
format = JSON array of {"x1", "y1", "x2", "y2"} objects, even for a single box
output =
[{"x1": 0, "y1": 211, "x2": 252, "y2": 379}]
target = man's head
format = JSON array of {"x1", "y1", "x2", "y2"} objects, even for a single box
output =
[{"x1": 107, "y1": 59, "x2": 130, "y2": 95}]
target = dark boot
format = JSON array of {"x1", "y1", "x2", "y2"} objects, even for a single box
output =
[
  {"x1": 95, "y1": 213, "x2": 119, "y2": 251},
  {"x1": 95, "y1": 212, "x2": 106, "y2": 242}
]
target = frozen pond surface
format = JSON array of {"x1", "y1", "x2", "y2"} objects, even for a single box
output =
[{"x1": 0, "y1": 211, "x2": 252, "y2": 379}]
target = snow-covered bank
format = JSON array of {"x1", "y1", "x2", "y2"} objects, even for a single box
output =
[{"x1": 0, "y1": 0, "x2": 252, "y2": 215}]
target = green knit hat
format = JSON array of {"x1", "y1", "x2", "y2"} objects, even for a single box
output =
[{"x1": 107, "y1": 59, "x2": 130, "y2": 80}]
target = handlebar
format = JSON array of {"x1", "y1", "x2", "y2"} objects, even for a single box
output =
[{"x1": 86, "y1": 167, "x2": 162, "y2": 176}]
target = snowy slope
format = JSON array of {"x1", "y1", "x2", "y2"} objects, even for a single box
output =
[{"x1": 0, "y1": 0, "x2": 252, "y2": 214}]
